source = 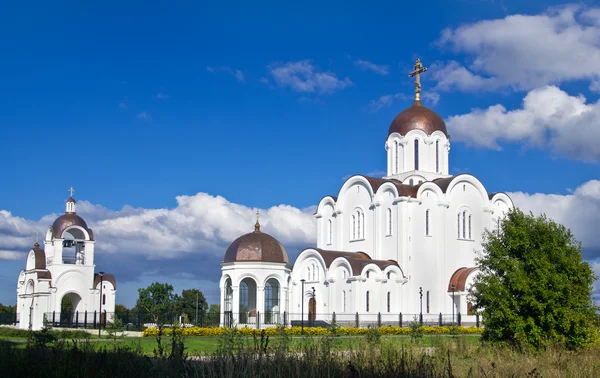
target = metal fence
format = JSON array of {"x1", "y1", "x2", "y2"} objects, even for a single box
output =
[
  {"x1": 223, "y1": 311, "x2": 480, "y2": 329},
  {"x1": 0, "y1": 312, "x2": 18, "y2": 325},
  {"x1": 1, "y1": 310, "x2": 480, "y2": 330}
]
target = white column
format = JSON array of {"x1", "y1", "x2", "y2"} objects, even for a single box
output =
[
  {"x1": 231, "y1": 285, "x2": 239, "y2": 326},
  {"x1": 256, "y1": 285, "x2": 265, "y2": 327}
]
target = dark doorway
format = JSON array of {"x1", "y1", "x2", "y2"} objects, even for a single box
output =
[{"x1": 308, "y1": 298, "x2": 316, "y2": 322}]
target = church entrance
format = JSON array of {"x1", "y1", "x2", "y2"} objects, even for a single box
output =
[
  {"x1": 60, "y1": 293, "x2": 82, "y2": 326},
  {"x1": 308, "y1": 298, "x2": 316, "y2": 323}
]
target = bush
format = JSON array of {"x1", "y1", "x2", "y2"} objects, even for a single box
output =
[{"x1": 142, "y1": 325, "x2": 483, "y2": 337}]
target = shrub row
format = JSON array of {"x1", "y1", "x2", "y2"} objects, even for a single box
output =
[{"x1": 142, "y1": 325, "x2": 483, "y2": 337}]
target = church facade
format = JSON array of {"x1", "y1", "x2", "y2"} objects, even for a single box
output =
[
  {"x1": 16, "y1": 191, "x2": 116, "y2": 330},
  {"x1": 220, "y1": 59, "x2": 513, "y2": 327}
]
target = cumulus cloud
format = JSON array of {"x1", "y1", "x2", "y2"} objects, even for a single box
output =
[
  {"x1": 447, "y1": 85, "x2": 600, "y2": 162},
  {"x1": 435, "y1": 5, "x2": 600, "y2": 92},
  {"x1": 354, "y1": 60, "x2": 389, "y2": 75},
  {"x1": 365, "y1": 90, "x2": 439, "y2": 112},
  {"x1": 0, "y1": 193, "x2": 316, "y2": 305},
  {"x1": 156, "y1": 93, "x2": 169, "y2": 100},
  {"x1": 509, "y1": 180, "x2": 600, "y2": 261},
  {"x1": 269, "y1": 60, "x2": 352, "y2": 94},
  {"x1": 206, "y1": 65, "x2": 244, "y2": 82}
]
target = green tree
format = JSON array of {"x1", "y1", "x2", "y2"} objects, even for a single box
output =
[
  {"x1": 208, "y1": 304, "x2": 220, "y2": 315},
  {"x1": 136, "y1": 282, "x2": 178, "y2": 326},
  {"x1": 473, "y1": 208, "x2": 598, "y2": 350},
  {"x1": 0, "y1": 304, "x2": 16, "y2": 313},
  {"x1": 176, "y1": 289, "x2": 208, "y2": 325}
]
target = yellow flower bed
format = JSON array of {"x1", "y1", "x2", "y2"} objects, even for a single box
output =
[{"x1": 142, "y1": 325, "x2": 483, "y2": 337}]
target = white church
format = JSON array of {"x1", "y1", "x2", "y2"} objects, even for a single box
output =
[
  {"x1": 220, "y1": 59, "x2": 513, "y2": 327},
  {"x1": 16, "y1": 190, "x2": 116, "y2": 330}
]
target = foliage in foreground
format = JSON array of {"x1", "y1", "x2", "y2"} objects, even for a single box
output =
[
  {"x1": 474, "y1": 208, "x2": 599, "y2": 350},
  {"x1": 142, "y1": 325, "x2": 483, "y2": 337},
  {"x1": 0, "y1": 326, "x2": 90, "y2": 340},
  {"x1": 3, "y1": 333, "x2": 600, "y2": 377}
]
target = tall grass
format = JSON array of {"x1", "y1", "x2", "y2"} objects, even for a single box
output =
[{"x1": 1, "y1": 330, "x2": 599, "y2": 377}]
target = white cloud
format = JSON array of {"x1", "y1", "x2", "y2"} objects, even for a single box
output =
[
  {"x1": 365, "y1": 91, "x2": 439, "y2": 112},
  {"x1": 136, "y1": 112, "x2": 151, "y2": 121},
  {"x1": 354, "y1": 60, "x2": 389, "y2": 75},
  {"x1": 156, "y1": 93, "x2": 169, "y2": 100},
  {"x1": 509, "y1": 180, "x2": 600, "y2": 260},
  {"x1": 269, "y1": 60, "x2": 352, "y2": 94},
  {"x1": 447, "y1": 85, "x2": 600, "y2": 161},
  {"x1": 0, "y1": 193, "x2": 316, "y2": 262},
  {"x1": 435, "y1": 5, "x2": 600, "y2": 92},
  {"x1": 206, "y1": 65, "x2": 244, "y2": 82},
  {"x1": 118, "y1": 102, "x2": 127, "y2": 109}
]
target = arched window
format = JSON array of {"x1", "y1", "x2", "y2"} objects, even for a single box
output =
[
  {"x1": 352, "y1": 215, "x2": 356, "y2": 240},
  {"x1": 426, "y1": 291, "x2": 430, "y2": 313},
  {"x1": 342, "y1": 290, "x2": 347, "y2": 312},
  {"x1": 387, "y1": 292, "x2": 391, "y2": 312},
  {"x1": 425, "y1": 209, "x2": 430, "y2": 236},
  {"x1": 357, "y1": 211, "x2": 361, "y2": 239},
  {"x1": 103, "y1": 294, "x2": 106, "y2": 305},
  {"x1": 409, "y1": 178, "x2": 414, "y2": 185},
  {"x1": 326, "y1": 219, "x2": 332, "y2": 245},
  {"x1": 264, "y1": 278, "x2": 280, "y2": 322},
  {"x1": 312, "y1": 263, "x2": 317, "y2": 281},
  {"x1": 386, "y1": 272, "x2": 391, "y2": 279},
  {"x1": 462, "y1": 211, "x2": 466, "y2": 239},
  {"x1": 435, "y1": 140, "x2": 440, "y2": 173},
  {"x1": 386, "y1": 208, "x2": 392, "y2": 236},
  {"x1": 468, "y1": 215, "x2": 472, "y2": 239},
  {"x1": 366, "y1": 291, "x2": 370, "y2": 312},
  {"x1": 394, "y1": 141, "x2": 399, "y2": 174},
  {"x1": 366, "y1": 271, "x2": 370, "y2": 278},
  {"x1": 457, "y1": 213, "x2": 461, "y2": 238},
  {"x1": 224, "y1": 278, "x2": 233, "y2": 312},
  {"x1": 414, "y1": 139, "x2": 419, "y2": 170}
]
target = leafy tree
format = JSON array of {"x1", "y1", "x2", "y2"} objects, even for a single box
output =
[
  {"x1": 136, "y1": 282, "x2": 178, "y2": 326},
  {"x1": 208, "y1": 304, "x2": 220, "y2": 315},
  {"x1": 0, "y1": 304, "x2": 16, "y2": 313},
  {"x1": 176, "y1": 289, "x2": 208, "y2": 325},
  {"x1": 473, "y1": 209, "x2": 598, "y2": 350},
  {"x1": 115, "y1": 304, "x2": 128, "y2": 313}
]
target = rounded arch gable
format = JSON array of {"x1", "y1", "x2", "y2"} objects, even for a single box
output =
[
  {"x1": 263, "y1": 273, "x2": 284, "y2": 287},
  {"x1": 316, "y1": 196, "x2": 337, "y2": 216},
  {"x1": 446, "y1": 175, "x2": 490, "y2": 203},
  {"x1": 361, "y1": 263, "x2": 383, "y2": 279},
  {"x1": 337, "y1": 176, "x2": 375, "y2": 204},
  {"x1": 236, "y1": 273, "x2": 260, "y2": 287},
  {"x1": 417, "y1": 182, "x2": 443, "y2": 200},
  {"x1": 375, "y1": 183, "x2": 399, "y2": 201},
  {"x1": 383, "y1": 264, "x2": 405, "y2": 279},
  {"x1": 329, "y1": 257, "x2": 353, "y2": 277},
  {"x1": 61, "y1": 225, "x2": 91, "y2": 241}
]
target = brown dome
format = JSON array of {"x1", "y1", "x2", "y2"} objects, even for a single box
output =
[
  {"x1": 224, "y1": 229, "x2": 289, "y2": 264},
  {"x1": 52, "y1": 213, "x2": 93, "y2": 240},
  {"x1": 388, "y1": 100, "x2": 448, "y2": 137}
]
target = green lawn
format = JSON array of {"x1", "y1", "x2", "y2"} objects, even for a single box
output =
[{"x1": 80, "y1": 334, "x2": 482, "y2": 355}]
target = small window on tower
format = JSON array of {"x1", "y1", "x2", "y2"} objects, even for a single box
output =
[{"x1": 414, "y1": 139, "x2": 419, "y2": 170}]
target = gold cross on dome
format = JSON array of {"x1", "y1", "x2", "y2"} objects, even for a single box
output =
[
  {"x1": 68, "y1": 187, "x2": 75, "y2": 197},
  {"x1": 408, "y1": 58, "x2": 428, "y2": 102},
  {"x1": 254, "y1": 210, "x2": 261, "y2": 232}
]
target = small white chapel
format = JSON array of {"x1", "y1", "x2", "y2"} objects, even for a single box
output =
[
  {"x1": 219, "y1": 59, "x2": 513, "y2": 327},
  {"x1": 16, "y1": 189, "x2": 116, "y2": 330}
]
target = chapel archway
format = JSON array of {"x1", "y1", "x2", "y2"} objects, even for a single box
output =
[
  {"x1": 239, "y1": 278, "x2": 257, "y2": 324},
  {"x1": 60, "y1": 292, "x2": 82, "y2": 325},
  {"x1": 264, "y1": 278, "x2": 280, "y2": 324}
]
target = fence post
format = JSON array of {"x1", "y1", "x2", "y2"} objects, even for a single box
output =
[
  {"x1": 257, "y1": 311, "x2": 260, "y2": 329},
  {"x1": 283, "y1": 311, "x2": 287, "y2": 327},
  {"x1": 476, "y1": 313, "x2": 480, "y2": 328},
  {"x1": 399, "y1": 313, "x2": 402, "y2": 327},
  {"x1": 52, "y1": 311, "x2": 56, "y2": 326},
  {"x1": 332, "y1": 311, "x2": 336, "y2": 325},
  {"x1": 355, "y1": 312, "x2": 359, "y2": 328},
  {"x1": 103, "y1": 310, "x2": 107, "y2": 329},
  {"x1": 93, "y1": 310, "x2": 97, "y2": 329},
  {"x1": 439, "y1": 312, "x2": 442, "y2": 326},
  {"x1": 75, "y1": 311, "x2": 79, "y2": 328},
  {"x1": 377, "y1": 312, "x2": 381, "y2": 327},
  {"x1": 457, "y1": 313, "x2": 462, "y2": 326},
  {"x1": 84, "y1": 311, "x2": 88, "y2": 328},
  {"x1": 137, "y1": 308, "x2": 141, "y2": 331}
]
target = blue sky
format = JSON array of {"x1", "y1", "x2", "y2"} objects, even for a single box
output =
[{"x1": 1, "y1": 1, "x2": 600, "y2": 307}]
